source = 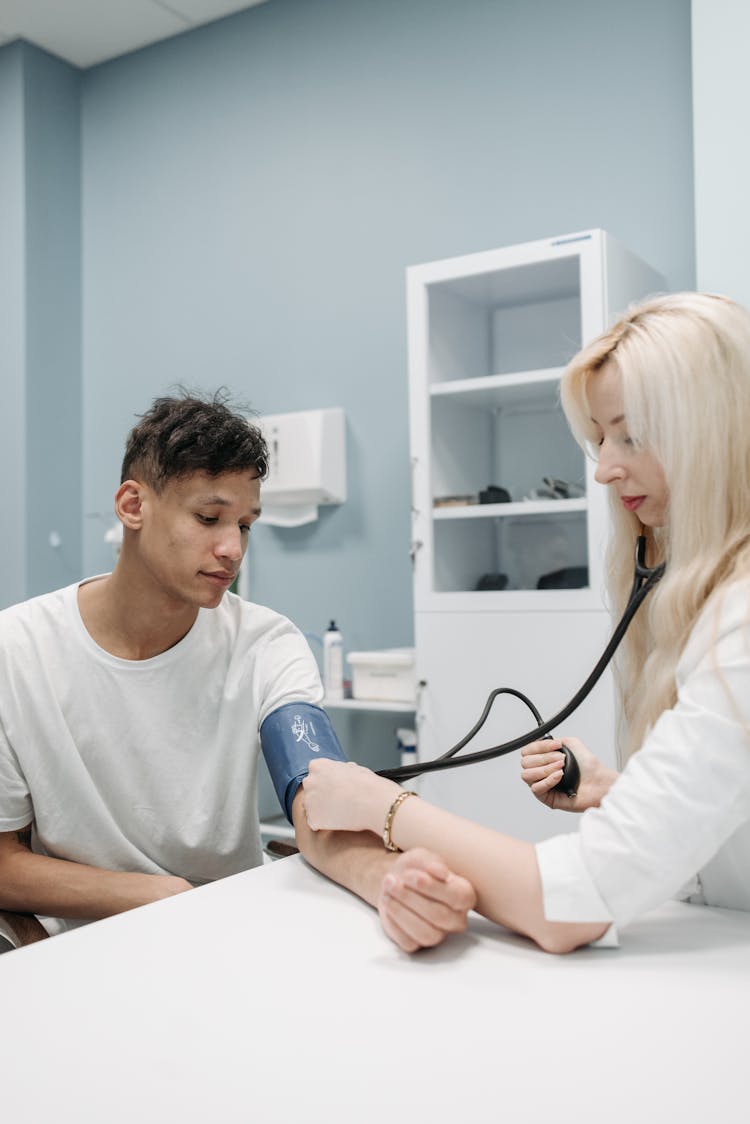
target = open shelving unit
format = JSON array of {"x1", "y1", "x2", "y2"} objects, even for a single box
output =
[{"x1": 407, "y1": 233, "x2": 614, "y2": 612}]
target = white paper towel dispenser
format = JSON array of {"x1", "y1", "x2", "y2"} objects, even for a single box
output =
[{"x1": 260, "y1": 408, "x2": 346, "y2": 527}]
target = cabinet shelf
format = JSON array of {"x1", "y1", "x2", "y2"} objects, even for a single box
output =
[
  {"x1": 322, "y1": 696, "x2": 416, "y2": 713},
  {"x1": 409, "y1": 230, "x2": 665, "y2": 607},
  {"x1": 430, "y1": 367, "x2": 564, "y2": 408},
  {"x1": 433, "y1": 498, "x2": 587, "y2": 521}
]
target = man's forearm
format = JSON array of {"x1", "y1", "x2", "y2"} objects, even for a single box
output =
[
  {"x1": 292, "y1": 792, "x2": 394, "y2": 905},
  {"x1": 292, "y1": 785, "x2": 480, "y2": 953},
  {"x1": 0, "y1": 845, "x2": 190, "y2": 921}
]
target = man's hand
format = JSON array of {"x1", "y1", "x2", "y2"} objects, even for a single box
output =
[
  {"x1": 520, "y1": 735, "x2": 619, "y2": 812},
  {"x1": 376, "y1": 847, "x2": 476, "y2": 953}
]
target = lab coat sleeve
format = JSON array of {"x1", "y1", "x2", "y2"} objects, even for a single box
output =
[{"x1": 536, "y1": 582, "x2": 750, "y2": 937}]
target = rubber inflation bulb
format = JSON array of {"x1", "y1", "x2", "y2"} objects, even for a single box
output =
[
  {"x1": 541, "y1": 734, "x2": 581, "y2": 799},
  {"x1": 553, "y1": 743, "x2": 581, "y2": 799}
]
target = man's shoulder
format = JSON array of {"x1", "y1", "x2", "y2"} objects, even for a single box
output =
[
  {"x1": 0, "y1": 582, "x2": 77, "y2": 633},
  {"x1": 211, "y1": 594, "x2": 311, "y2": 661},
  {"x1": 216, "y1": 592, "x2": 299, "y2": 637},
  {"x1": 216, "y1": 596, "x2": 322, "y2": 713}
]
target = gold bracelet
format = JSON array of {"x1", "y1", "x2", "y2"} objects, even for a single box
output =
[{"x1": 382, "y1": 790, "x2": 418, "y2": 852}]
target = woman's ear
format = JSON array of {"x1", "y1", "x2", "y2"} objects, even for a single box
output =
[{"x1": 115, "y1": 480, "x2": 144, "y2": 530}]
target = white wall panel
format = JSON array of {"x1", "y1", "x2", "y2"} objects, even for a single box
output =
[{"x1": 692, "y1": 0, "x2": 750, "y2": 306}]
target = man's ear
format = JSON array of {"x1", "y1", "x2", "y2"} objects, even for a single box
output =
[{"x1": 115, "y1": 480, "x2": 146, "y2": 530}]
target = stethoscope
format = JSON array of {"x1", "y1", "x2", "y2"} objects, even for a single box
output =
[{"x1": 377, "y1": 536, "x2": 665, "y2": 797}]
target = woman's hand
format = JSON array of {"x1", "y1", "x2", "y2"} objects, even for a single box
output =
[
  {"x1": 520, "y1": 735, "x2": 619, "y2": 812},
  {"x1": 302, "y1": 758, "x2": 402, "y2": 834},
  {"x1": 377, "y1": 848, "x2": 477, "y2": 953},
  {"x1": 301, "y1": 762, "x2": 478, "y2": 953}
]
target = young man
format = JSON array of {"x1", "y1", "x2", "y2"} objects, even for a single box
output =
[{"x1": 0, "y1": 393, "x2": 474, "y2": 953}]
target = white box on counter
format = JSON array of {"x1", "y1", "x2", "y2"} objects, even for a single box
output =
[{"x1": 346, "y1": 648, "x2": 417, "y2": 703}]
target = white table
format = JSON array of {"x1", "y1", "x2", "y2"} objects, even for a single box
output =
[{"x1": 2, "y1": 855, "x2": 748, "y2": 1123}]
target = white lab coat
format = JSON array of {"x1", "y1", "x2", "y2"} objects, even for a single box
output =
[{"x1": 536, "y1": 579, "x2": 750, "y2": 944}]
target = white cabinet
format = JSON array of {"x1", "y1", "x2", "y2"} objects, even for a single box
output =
[{"x1": 406, "y1": 229, "x2": 664, "y2": 838}]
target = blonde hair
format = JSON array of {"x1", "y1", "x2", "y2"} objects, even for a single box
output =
[{"x1": 561, "y1": 292, "x2": 750, "y2": 759}]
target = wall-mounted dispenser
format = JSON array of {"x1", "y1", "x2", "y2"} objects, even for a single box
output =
[{"x1": 260, "y1": 408, "x2": 346, "y2": 527}]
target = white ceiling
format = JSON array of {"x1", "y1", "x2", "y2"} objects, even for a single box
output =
[{"x1": 0, "y1": 0, "x2": 269, "y2": 68}]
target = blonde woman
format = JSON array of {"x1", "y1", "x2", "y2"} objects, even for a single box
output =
[{"x1": 302, "y1": 292, "x2": 750, "y2": 953}]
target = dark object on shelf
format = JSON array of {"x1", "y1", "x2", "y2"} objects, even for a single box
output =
[
  {"x1": 476, "y1": 572, "x2": 509, "y2": 591},
  {"x1": 537, "y1": 566, "x2": 589, "y2": 590},
  {"x1": 479, "y1": 484, "x2": 511, "y2": 505}
]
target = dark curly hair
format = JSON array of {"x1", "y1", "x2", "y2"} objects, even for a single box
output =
[{"x1": 121, "y1": 390, "x2": 268, "y2": 491}]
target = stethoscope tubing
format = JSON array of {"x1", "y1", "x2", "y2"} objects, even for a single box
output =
[{"x1": 377, "y1": 538, "x2": 665, "y2": 783}]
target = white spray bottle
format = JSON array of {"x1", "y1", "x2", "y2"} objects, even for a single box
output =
[{"x1": 323, "y1": 620, "x2": 344, "y2": 700}]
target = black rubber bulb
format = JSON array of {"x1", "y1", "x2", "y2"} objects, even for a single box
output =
[{"x1": 542, "y1": 734, "x2": 581, "y2": 799}]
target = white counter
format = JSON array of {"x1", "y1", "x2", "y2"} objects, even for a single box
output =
[{"x1": 2, "y1": 854, "x2": 748, "y2": 1122}]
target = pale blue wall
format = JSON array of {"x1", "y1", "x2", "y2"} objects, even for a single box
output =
[
  {"x1": 2, "y1": 0, "x2": 696, "y2": 637},
  {"x1": 80, "y1": 0, "x2": 695, "y2": 653},
  {"x1": 0, "y1": 42, "x2": 82, "y2": 608},
  {"x1": 24, "y1": 45, "x2": 82, "y2": 596}
]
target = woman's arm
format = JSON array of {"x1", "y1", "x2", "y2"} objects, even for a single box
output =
[
  {"x1": 302, "y1": 761, "x2": 608, "y2": 953},
  {"x1": 306, "y1": 585, "x2": 750, "y2": 946}
]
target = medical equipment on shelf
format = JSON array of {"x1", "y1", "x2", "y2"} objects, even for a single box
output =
[
  {"x1": 261, "y1": 702, "x2": 347, "y2": 822},
  {"x1": 375, "y1": 537, "x2": 666, "y2": 797}
]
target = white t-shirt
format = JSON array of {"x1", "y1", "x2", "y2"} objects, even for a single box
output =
[
  {"x1": 0, "y1": 579, "x2": 323, "y2": 933},
  {"x1": 537, "y1": 579, "x2": 750, "y2": 943}
]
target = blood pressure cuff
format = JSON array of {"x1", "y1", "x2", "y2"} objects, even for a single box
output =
[{"x1": 260, "y1": 702, "x2": 347, "y2": 824}]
